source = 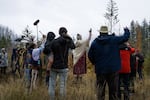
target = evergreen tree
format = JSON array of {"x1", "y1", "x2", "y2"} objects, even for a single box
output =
[
  {"x1": 141, "y1": 19, "x2": 149, "y2": 53},
  {"x1": 129, "y1": 20, "x2": 136, "y2": 47},
  {"x1": 22, "y1": 25, "x2": 35, "y2": 43},
  {"x1": 135, "y1": 22, "x2": 142, "y2": 52},
  {"x1": 0, "y1": 25, "x2": 15, "y2": 48},
  {"x1": 104, "y1": 0, "x2": 119, "y2": 33}
]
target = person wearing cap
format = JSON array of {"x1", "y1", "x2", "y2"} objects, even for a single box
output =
[
  {"x1": 88, "y1": 26, "x2": 130, "y2": 100},
  {"x1": 0, "y1": 48, "x2": 8, "y2": 74}
]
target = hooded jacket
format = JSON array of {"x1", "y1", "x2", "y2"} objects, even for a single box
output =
[
  {"x1": 51, "y1": 36, "x2": 75, "y2": 69},
  {"x1": 88, "y1": 29, "x2": 130, "y2": 74}
]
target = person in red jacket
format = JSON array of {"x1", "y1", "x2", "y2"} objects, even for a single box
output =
[{"x1": 118, "y1": 42, "x2": 135, "y2": 100}]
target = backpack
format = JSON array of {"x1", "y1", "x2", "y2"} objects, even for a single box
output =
[
  {"x1": 32, "y1": 48, "x2": 40, "y2": 61},
  {"x1": 31, "y1": 48, "x2": 41, "y2": 66},
  {"x1": 43, "y1": 41, "x2": 52, "y2": 55}
]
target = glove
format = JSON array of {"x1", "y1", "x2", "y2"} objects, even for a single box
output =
[
  {"x1": 124, "y1": 27, "x2": 130, "y2": 33},
  {"x1": 43, "y1": 34, "x2": 46, "y2": 38},
  {"x1": 89, "y1": 28, "x2": 92, "y2": 33}
]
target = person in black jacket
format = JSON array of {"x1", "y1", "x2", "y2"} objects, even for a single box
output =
[
  {"x1": 44, "y1": 32, "x2": 55, "y2": 87},
  {"x1": 48, "y1": 27, "x2": 75, "y2": 100}
]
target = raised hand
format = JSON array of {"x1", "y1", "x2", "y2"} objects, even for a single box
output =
[
  {"x1": 89, "y1": 28, "x2": 92, "y2": 33},
  {"x1": 124, "y1": 27, "x2": 129, "y2": 33},
  {"x1": 88, "y1": 28, "x2": 92, "y2": 40}
]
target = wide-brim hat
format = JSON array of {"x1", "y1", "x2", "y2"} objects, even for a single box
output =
[{"x1": 98, "y1": 26, "x2": 108, "y2": 33}]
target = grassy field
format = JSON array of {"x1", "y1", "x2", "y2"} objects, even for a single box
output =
[
  {"x1": 0, "y1": 54, "x2": 150, "y2": 100},
  {"x1": 0, "y1": 67, "x2": 150, "y2": 100}
]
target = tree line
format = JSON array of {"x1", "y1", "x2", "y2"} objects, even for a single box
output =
[
  {"x1": 0, "y1": 19, "x2": 150, "y2": 53},
  {"x1": 0, "y1": 25, "x2": 17, "y2": 49},
  {"x1": 129, "y1": 19, "x2": 150, "y2": 55}
]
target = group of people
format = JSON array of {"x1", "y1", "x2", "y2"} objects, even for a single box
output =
[
  {"x1": 4, "y1": 26, "x2": 91, "y2": 99},
  {"x1": 45, "y1": 27, "x2": 92, "y2": 100},
  {"x1": 88, "y1": 26, "x2": 144, "y2": 100},
  {"x1": 0, "y1": 26, "x2": 145, "y2": 100}
]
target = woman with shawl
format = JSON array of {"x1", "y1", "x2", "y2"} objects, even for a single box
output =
[{"x1": 73, "y1": 29, "x2": 92, "y2": 82}]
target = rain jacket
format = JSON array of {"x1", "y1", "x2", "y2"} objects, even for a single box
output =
[
  {"x1": 88, "y1": 29, "x2": 130, "y2": 74},
  {"x1": 119, "y1": 44, "x2": 135, "y2": 73}
]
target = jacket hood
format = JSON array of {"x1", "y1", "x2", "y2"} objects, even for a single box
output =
[
  {"x1": 95, "y1": 35, "x2": 111, "y2": 44},
  {"x1": 119, "y1": 43, "x2": 130, "y2": 50}
]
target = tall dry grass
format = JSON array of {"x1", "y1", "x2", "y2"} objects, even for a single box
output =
[
  {"x1": 0, "y1": 53, "x2": 150, "y2": 100},
  {"x1": 0, "y1": 68, "x2": 97, "y2": 100},
  {"x1": 0, "y1": 69, "x2": 150, "y2": 100}
]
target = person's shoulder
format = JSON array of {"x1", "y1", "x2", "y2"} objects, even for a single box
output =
[
  {"x1": 50, "y1": 37, "x2": 61, "y2": 46},
  {"x1": 56, "y1": 36, "x2": 67, "y2": 43},
  {"x1": 51, "y1": 37, "x2": 60, "y2": 43},
  {"x1": 90, "y1": 38, "x2": 98, "y2": 46},
  {"x1": 54, "y1": 36, "x2": 61, "y2": 41}
]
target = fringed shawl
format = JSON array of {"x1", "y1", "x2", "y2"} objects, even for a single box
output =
[{"x1": 73, "y1": 39, "x2": 90, "y2": 66}]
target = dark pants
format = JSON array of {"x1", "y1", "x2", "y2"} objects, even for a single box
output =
[
  {"x1": 0, "y1": 67, "x2": 6, "y2": 74},
  {"x1": 14, "y1": 63, "x2": 21, "y2": 78},
  {"x1": 118, "y1": 73, "x2": 130, "y2": 100},
  {"x1": 130, "y1": 69, "x2": 136, "y2": 92},
  {"x1": 137, "y1": 68, "x2": 143, "y2": 80},
  {"x1": 46, "y1": 70, "x2": 50, "y2": 87},
  {"x1": 96, "y1": 72, "x2": 119, "y2": 100}
]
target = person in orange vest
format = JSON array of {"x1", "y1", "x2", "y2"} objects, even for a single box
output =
[{"x1": 118, "y1": 42, "x2": 135, "y2": 100}]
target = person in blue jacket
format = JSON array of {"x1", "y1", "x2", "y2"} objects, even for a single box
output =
[{"x1": 88, "y1": 26, "x2": 130, "y2": 100}]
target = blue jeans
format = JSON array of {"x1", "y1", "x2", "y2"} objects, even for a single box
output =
[
  {"x1": 25, "y1": 68, "x2": 31, "y2": 81},
  {"x1": 48, "y1": 68, "x2": 68, "y2": 100},
  {"x1": 24, "y1": 68, "x2": 31, "y2": 88}
]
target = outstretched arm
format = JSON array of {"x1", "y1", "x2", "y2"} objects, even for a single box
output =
[{"x1": 88, "y1": 28, "x2": 92, "y2": 41}]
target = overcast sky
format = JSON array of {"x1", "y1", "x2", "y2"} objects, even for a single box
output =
[{"x1": 0, "y1": 0, "x2": 150, "y2": 40}]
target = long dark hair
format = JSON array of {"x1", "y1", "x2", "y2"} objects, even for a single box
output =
[
  {"x1": 46, "y1": 32, "x2": 55, "y2": 42},
  {"x1": 59, "y1": 27, "x2": 67, "y2": 36}
]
